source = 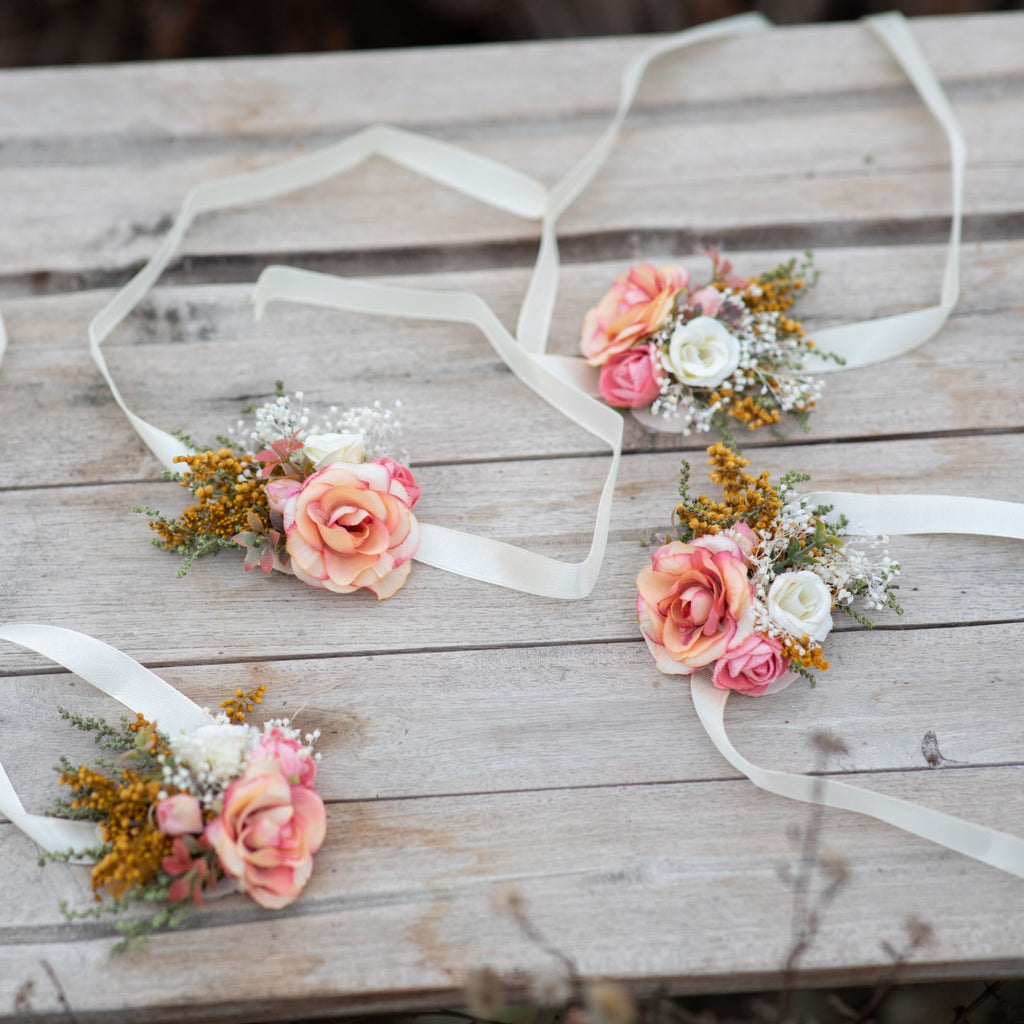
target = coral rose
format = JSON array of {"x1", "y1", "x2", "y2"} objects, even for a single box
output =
[
  {"x1": 637, "y1": 536, "x2": 754, "y2": 674},
  {"x1": 205, "y1": 759, "x2": 326, "y2": 910},
  {"x1": 267, "y1": 459, "x2": 420, "y2": 599},
  {"x1": 712, "y1": 634, "x2": 792, "y2": 697},
  {"x1": 598, "y1": 345, "x2": 663, "y2": 408},
  {"x1": 581, "y1": 264, "x2": 688, "y2": 366}
]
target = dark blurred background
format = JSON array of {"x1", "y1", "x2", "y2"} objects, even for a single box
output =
[{"x1": 0, "y1": 0, "x2": 1018, "y2": 67}]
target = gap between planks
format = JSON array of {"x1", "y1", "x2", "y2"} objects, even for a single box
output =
[
  {"x1": 4, "y1": 614, "x2": 1024, "y2": 681},
  {"x1": 5, "y1": 209, "x2": 1023, "y2": 301},
  {"x1": 6, "y1": 421, "x2": 1024, "y2": 497}
]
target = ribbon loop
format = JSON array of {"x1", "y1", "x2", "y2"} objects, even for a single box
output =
[
  {"x1": 517, "y1": 12, "x2": 770, "y2": 356},
  {"x1": 252, "y1": 266, "x2": 622, "y2": 598},
  {"x1": 87, "y1": 106, "x2": 627, "y2": 597},
  {"x1": 88, "y1": 123, "x2": 551, "y2": 477},
  {"x1": 692, "y1": 678, "x2": 1024, "y2": 879},
  {"x1": 0, "y1": 625, "x2": 212, "y2": 856},
  {"x1": 689, "y1": 492, "x2": 1024, "y2": 880},
  {"x1": 810, "y1": 12, "x2": 964, "y2": 371}
]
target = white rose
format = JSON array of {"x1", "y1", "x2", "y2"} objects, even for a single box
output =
[
  {"x1": 767, "y1": 571, "x2": 833, "y2": 642},
  {"x1": 171, "y1": 723, "x2": 254, "y2": 784},
  {"x1": 662, "y1": 315, "x2": 740, "y2": 388},
  {"x1": 301, "y1": 431, "x2": 365, "y2": 468}
]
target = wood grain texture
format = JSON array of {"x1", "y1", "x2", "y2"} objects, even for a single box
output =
[
  {"x1": 4, "y1": 770, "x2": 1024, "y2": 1022},
  {"x1": 2, "y1": 11, "x2": 1024, "y2": 1023},
  {"x1": 3, "y1": 621, "x2": 1024, "y2": 812},
  {"x1": 2, "y1": 15, "x2": 1022, "y2": 288},
  {"x1": 2, "y1": 15, "x2": 1020, "y2": 141}
]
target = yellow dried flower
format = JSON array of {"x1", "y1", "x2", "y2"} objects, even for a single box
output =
[
  {"x1": 677, "y1": 444, "x2": 781, "y2": 538},
  {"x1": 220, "y1": 683, "x2": 267, "y2": 725},
  {"x1": 150, "y1": 448, "x2": 270, "y2": 550},
  {"x1": 60, "y1": 766, "x2": 171, "y2": 900}
]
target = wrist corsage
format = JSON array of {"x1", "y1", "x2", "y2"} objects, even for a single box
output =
[
  {"x1": 136, "y1": 389, "x2": 420, "y2": 600},
  {"x1": 637, "y1": 443, "x2": 901, "y2": 694},
  {"x1": 583, "y1": 250, "x2": 841, "y2": 436},
  {"x1": 50, "y1": 688, "x2": 323, "y2": 949}
]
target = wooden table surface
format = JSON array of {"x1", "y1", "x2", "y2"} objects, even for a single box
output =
[{"x1": 2, "y1": 12, "x2": 1024, "y2": 1022}]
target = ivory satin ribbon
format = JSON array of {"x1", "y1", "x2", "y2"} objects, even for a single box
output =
[
  {"x1": 0, "y1": 624, "x2": 212, "y2": 855},
  {"x1": 81, "y1": 120, "x2": 642, "y2": 597},
  {"x1": 692, "y1": 491, "x2": 1024, "y2": 880}
]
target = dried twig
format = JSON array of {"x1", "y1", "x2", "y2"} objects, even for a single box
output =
[
  {"x1": 40, "y1": 960, "x2": 78, "y2": 1024},
  {"x1": 950, "y1": 981, "x2": 1004, "y2": 1024},
  {"x1": 776, "y1": 738, "x2": 850, "y2": 1022}
]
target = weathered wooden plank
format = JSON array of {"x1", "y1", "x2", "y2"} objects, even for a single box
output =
[
  {"x1": 1, "y1": 108, "x2": 1017, "y2": 286},
  {"x1": 3, "y1": 434, "x2": 1024, "y2": 674},
  {"x1": 3, "y1": 241, "x2": 1023, "y2": 487},
  {"x1": 3, "y1": 766, "x2": 1024, "y2": 1020},
  {"x1": 1, "y1": 17, "x2": 1021, "y2": 283},
  {"x1": 2, "y1": 623, "x2": 1022, "y2": 817},
  {"x1": 2, "y1": 18, "x2": 1018, "y2": 142}
]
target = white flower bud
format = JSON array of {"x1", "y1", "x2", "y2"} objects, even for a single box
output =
[
  {"x1": 662, "y1": 315, "x2": 740, "y2": 389},
  {"x1": 301, "y1": 431, "x2": 365, "y2": 468},
  {"x1": 767, "y1": 570, "x2": 833, "y2": 642}
]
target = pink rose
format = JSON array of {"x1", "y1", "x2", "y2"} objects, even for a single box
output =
[
  {"x1": 374, "y1": 456, "x2": 421, "y2": 508},
  {"x1": 267, "y1": 460, "x2": 420, "y2": 600},
  {"x1": 581, "y1": 264, "x2": 688, "y2": 366},
  {"x1": 205, "y1": 759, "x2": 326, "y2": 910},
  {"x1": 636, "y1": 536, "x2": 754, "y2": 674},
  {"x1": 598, "y1": 345, "x2": 663, "y2": 408},
  {"x1": 688, "y1": 285, "x2": 724, "y2": 318},
  {"x1": 712, "y1": 633, "x2": 791, "y2": 697},
  {"x1": 251, "y1": 727, "x2": 316, "y2": 788},
  {"x1": 155, "y1": 793, "x2": 204, "y2": 837}
]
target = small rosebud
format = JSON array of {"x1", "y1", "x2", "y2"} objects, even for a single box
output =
[{"x1": 155, "y1": 793, "x2": 204, "y2": 836}]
